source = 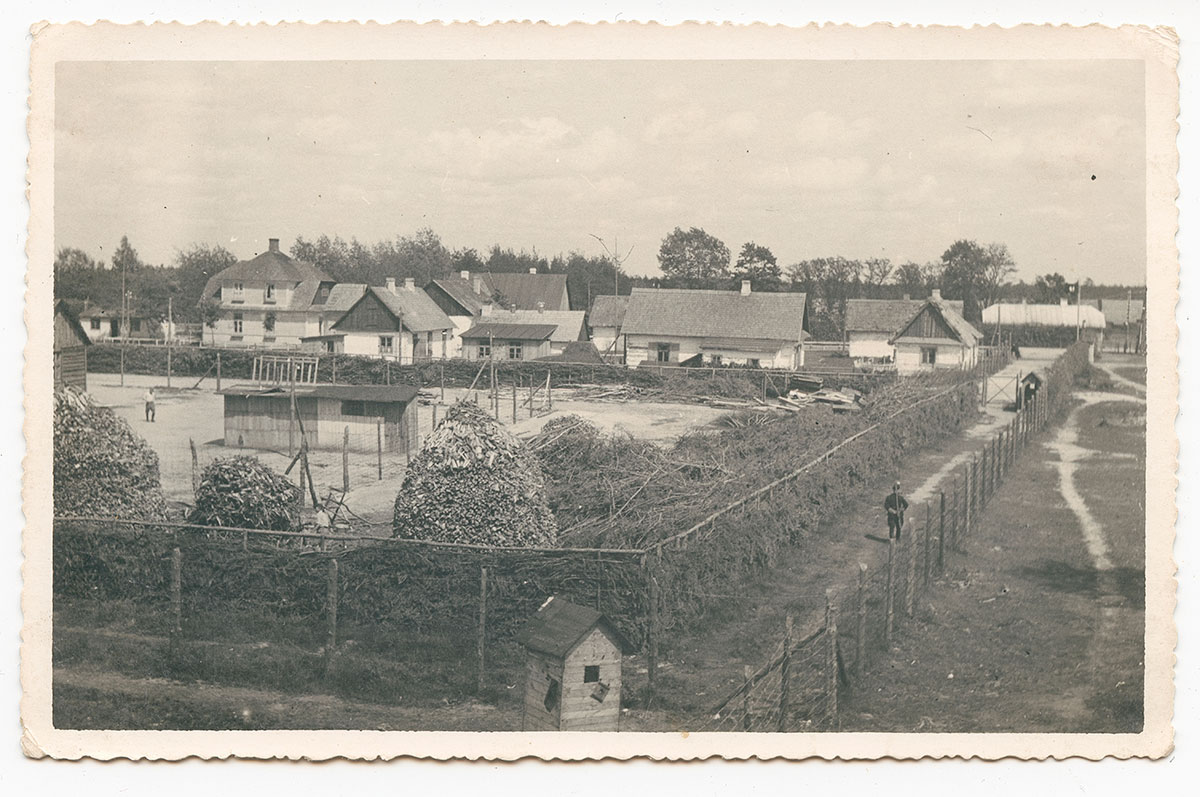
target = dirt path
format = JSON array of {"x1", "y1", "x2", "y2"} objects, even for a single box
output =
[{"x1": 1096, "y1": 363, "x2": 1147, "y2": 394}]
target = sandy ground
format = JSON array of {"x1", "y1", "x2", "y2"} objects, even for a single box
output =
[{"x1": 87, "y1": 373, "x2": 730, "y2": 522}]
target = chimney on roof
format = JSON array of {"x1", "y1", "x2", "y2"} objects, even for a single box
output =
[
  {"x1": 385, "y1": 277, "x2": 397, "y2": 294},
  {"x1": 404, "y1": 277, "x2": 415, "y2": 292},
  {"x1": 536, "y1": 301, "x2": 545, "y2": 314},
  {"x1": 930, "y1": 288, "x2": 942, "y2": 301},
  {"x1": 460, "y1": 270, "x2": 470, "y2": 281},
  {"x1": 473, "y1": 276, "x2": 483, "y2": 294},
  {"x1": 268, "y1": 238, "x2": 280, "y2": 254},
  {"x1": 528, "y1": 267, "x2": 537, "y2": 275},
  {"x1": 902, "y1": 293, "x2": 910, "y2": 301},
  {"x1": 740, "y1": 280, "x2": 751, "y2": 296},
  {"x1": 510, "y1": 304, "x2": 517, "y2": 314},
  {"x1": 1060, "y1": 297, "x2": 1069, "y2": 308}
]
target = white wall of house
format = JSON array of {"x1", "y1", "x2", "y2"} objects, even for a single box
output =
[
  {"x1": 446, "y1": 314, "x2": 473, "y2": 358},
  {"x1": 591, "y1": 327, "x2": 622, "y2": 357},
  {"x1": 626, "y1": 334, "x2": 799, "y2": 369},
  {"x1": 894, "y1": 341, "x2": 977, "y2": 375},
  {"x1": 220, "y1": 281, "x2": 297, "y2": 310},
  {"x1": 210, "y1": 310, "x2": 318, "y2": 347},
  {"x1": 340, "y1": 329, "x2": 414, "y2": 361},
  {"x1": 847, "y1": 332, "x2": 894, "y2": 360}
]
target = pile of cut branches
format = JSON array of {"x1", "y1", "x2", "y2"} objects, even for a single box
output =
[
  {"x1": 189, "y1": 455, "x2": 301, "y2": 531},
  {"x1": 53, "y1": 386, "x2": 168, "y2": 520}
]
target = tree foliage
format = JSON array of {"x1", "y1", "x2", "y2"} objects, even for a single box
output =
[
  {"x1": 657, "y1": 226, "x2": 731, "y2": 284},
  {"x1": 732, "y1": 242, "x2": 783, "y2": 289}
]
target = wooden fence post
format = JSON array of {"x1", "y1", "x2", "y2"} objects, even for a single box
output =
[
  {"x1": 778, "y1": 614, "x2": 793, "y2": 733},
  {"x1": 215, "y1": 351, "x2": 221, "y2": 392},
  {"x1": 189, "y1": 438, "x2": 200, "y2": 499},
  {"x1": 904, "y1": 529, "x2": 917, "y2": 617},
  {"x1": 938, "y1": 491, "x2": 946, "y2": 574},
  {"x1": 885, "y1": 538, "x2": 895, "y2": 644},
  {"x1": 478, "y1": 566, "x2": 488, "y2": 694},
  {"x1": 376, "y1": 420, "x2": 383, "y2": 481},
  {"x1": 332, "y1": 357, "x2": 337, "y2": 384},
  {"x1": 342, "y1": 426, "x2": 350, "y2": 493},
  {"x1": 742, "y1": 665, "x2": 753, "y2": 730},
  {"x1": 646, "y1": 569, "x2": 659, "y2": 705},
  {"x1": 325, "y1": 558, "x2": 339, "y2": 674},
  {"x1": 512, "y1": 380, "x2": 517, "y2": 423},
  {"x1": 923, "y1": 502, "x2": 932, "y2": 589},
  {"x1": 546, "y1": 371, "x2": 552, "y2": 411},
  {"x1": 169, "y1": 545, "x2": 182, "y2": 661},
  {"x1": 432, "y1": 403, "x2": 438, "y2": 429},
  {"x1": 297, "y1": 441, "x2": 307, "y2": 515},
  {"x1": 440, "y1": 362, "x2": 445, "y2": 402},
  {"x1": 167, "y1": 342, "x2": 172, "y2": 389},
  {"x1": 825, "y1": 591, "x2": 838, "y2": 728},
  {"x1": 855, "y1": 563, "x2": 867, "y2": 676}
]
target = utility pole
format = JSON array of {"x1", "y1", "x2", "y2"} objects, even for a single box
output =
[
  {"x1": 590, "y1": 234, "x2": 633, "y2": 297},
  {"x1": 1075, "y1": 280, "x2": 1082, "y2": 342}
]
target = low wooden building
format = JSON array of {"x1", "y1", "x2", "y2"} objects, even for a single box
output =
[
  {"x1": 845, "y1": 296, "x2": 963, "y2": 362},
  {"x1": 517, "y1": 597, "x2": 631, "y2": 732},
  {"x1": 460, "y1": 322, "x2": 556, "y2": 362},
  {"x1": 219, "y1": 384, "x2": 420, "y2": 453},
  {"x1": 54, "y1": 300, "x2": 91, "y2": 392},
  {"x1": 890, "y1": 291, "x2": 982, "y2": 375}
]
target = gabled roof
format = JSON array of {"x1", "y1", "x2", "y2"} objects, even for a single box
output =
[
  {"x1": 846, "y1": 298, "x2": 964, "y2": 334},
  {"x1": 981, "y1": 302, "x2": 1107, "y2": 328},
  {"x1": 320, "y1": 283, "x2": 368, "y2": 314},
  {"x1": 201, "y1": 248, "x2": 332, "y2": 311},
  {"x1": 516, "y1": 597, "x2": 633, "y2": 659},
  {"x1": 331, "y1": 286, "x2": 453, "y2": 334},
  {"x1": 481, "y1": 309, "x2": 586, "y2": 343},
  {"x1": 891, "y1": 300, "x2": 982, "y2": 345},
  {"x1": 460, "y1": 322, "x2": 557, "y2": 341},
  {"x1": 588, "y1": 294, "x2": 629, "y2": 329},
  {"x1": 55, "y1": 300, "x2": 92, "y2": 347},
  {"x1": 622, "y1": 287, "x2": 808, "y2": 342},
  {"x1": 427, "y1": 276, "x2": 487, "y2": 316},
  {"x1": 484, "y1": 272, "x2": 570, "y2": 311},
  {"x1": 77, "y1": 302, "x2": 152, "y2": 320}
]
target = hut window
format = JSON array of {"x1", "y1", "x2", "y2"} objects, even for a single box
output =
[
  {"x1": 478, "y1": 341, "x2": 491, "y2": 358},
  {"x1": 583, "y1": 665, "x2": 600, "y2": 683},
  {"x1": 655, "y1": 343, "x2": 671, "y2": 363},
  {"x1": 265, "y1": 283, "x2": 276, "y2": 302},
  {"x1": 543, "y1": 678, "x2": 561, "y2": 712},
  {"x1": 507, "y1": 341, "x2": 523, "y2": 360},
  {"x1": 379, "y1": 335, "x2": 395, "y2": 354},
  {"x1": 89, "y1": 318, "x2": 101, "y2": 330},
  {"x1": 232, "y1": 313, "x2": 243, "y2": 334},
  {"x1": 920, "y1": 346, "x2": 937, "y2": 365}
]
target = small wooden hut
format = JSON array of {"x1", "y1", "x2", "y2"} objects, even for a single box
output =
[
  {"x1": 1017, "y1": 371, "x2": 1043, "y2": 410},
  {"x1": 54, "y1": 300, "x2": 91, "y2": 392},
  {"x1": 220, "y1": 383, "x2": 419, "y2": 453},
  {"x1": 516, "y1": 597, "x2": 631, "y2": 732}
]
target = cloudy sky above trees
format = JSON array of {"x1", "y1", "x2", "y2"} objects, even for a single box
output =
[{"x1": 55, "y1": 59, "x2": 1144, "y2": 283}]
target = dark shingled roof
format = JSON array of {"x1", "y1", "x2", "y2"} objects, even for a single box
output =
[
  {"x1": 200, "y1": 248, "x2": 333, "y2": 311},
  {"x1": 460, "y1": 322, "x2": 557, "y2": 341},
  {"x1": 331, "y1": 286, "x2": 453, "y2": 334},
  {"x1": 55, "y1": 300, "x2": 92, "y2": 347},
  {"x1": 484, "y1": 272, "x2": 570, "y2": 311},
  {"x1": 516, "y1": 597, "x2": 633, "y2": 659},
  {"x1": 845, "y1": 298, "x2": 963, "y2": 334},
  {"x1": 427, "y1": 276, "x2": 487, "y2": 315},
  {"x1": 219, "y1": 384, "x2": 420, "y2": 403},
  {"x1": 622, "y1": 287, "x2": 808, "y2": 342},
  {"x1": 890, "y1": 300, "x2": 982, "y2": 345},
  {"x1": 588, "y1": 294, "x2": 629, "y2": 329}
]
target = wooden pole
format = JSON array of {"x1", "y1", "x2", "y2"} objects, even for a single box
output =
[
  {"x1": 825, "y1": 590, "x2": 838, "y2": 727},
  {"x1": 885, "y1": 538, "x2": 895, "y2": 644},
  {"x1": 189, "y1": 438, "x2": 200, "y2": 500},
  {"x1": 325, "y1": 559, "x2": 339, "y2": 674},
  {"x1": 646, "y1": 570, "x2": 659, "y2": 705},
  {"x1": 440, "y1": 362, "x2": 445, "y2": 403},
  {"x1": 742, "y1": 665, "x2": 753, "y2": 730},
  {"x1": 477, "y1": 566, "x2": 488, "y2": 693},
  {"x1": 376, "y1": 420, "x2": 383, "y2": 481},
  {"x1": 528, "y1": 374, "x2": 534, "y2": 418},
  {"x1": 855, "y1": 562, "x2": 867, "y2": 677},
  {"x1": 119, "y1": 342, "x2": 125, "y2": 386},
  {"x1": 512, "y1": 379, "x2": 518, "y2": 423},
  {"x1": 938, "y1": 491, "x2": 946, "y2": 574},
  {"x1": 297, "y1": 440, "x2": 307, "y2": 514},
  {"x1": 545, "y1": 371, "x2": 552, "y2": 411},
  {"x1": 432, "y1": 403, "x2": 438, "y2": 429},
  {"x1": 342, "y1": 426, "x2": 350, "y2": 493},
  {"x1": 904, "y1": 528, "x2": 917, "y2": 617},
  {"x1": 922, "y1": 502, "x2": 932, "y2": 589},
  {"x1": 167, "y1": 342, "x2": 172, "y2": 389},
  {"x1": 216, "y1": 351, "x2": 222, "y2": 392},
  {"x1": 332, "y1": 357, "x2": 337, "y2": 384},
  {"x1": 288, "y1": 364, "x2": 297, "y2": 458},
  {"x1": 778, "y1": 614, "x2": 793, "y2": 732},
  {"x1": 171, "y1": 546, "x2": 182, "y2": 634}
]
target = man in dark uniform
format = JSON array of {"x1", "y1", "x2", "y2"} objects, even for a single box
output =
[{"x1": 885, "y1": 481, "x2": 908, "y2": 540}]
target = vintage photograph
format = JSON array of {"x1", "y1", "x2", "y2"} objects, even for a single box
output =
[{"x1": 24, "y1": 22, "x2": 1177, "y2": 760}]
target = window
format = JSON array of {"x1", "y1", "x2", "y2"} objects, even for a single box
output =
[
  {"x1": 655, "y1": 343, "x2": 671, "y2": 363},
  {"x1": 507, "y1": 341, "x2": 523, "y2": 360},
  {"x1": 583, "y1": 665, "x2": 600, "y2": 683},
  {"x1": 131, "y1": 319, "x2": 142, "y2": 332},
  {"x1": 920, "y1": 346, "x2": 937, "y2": 365},
  {"x1": 710, "y1": 354, "x2": 723, "y2": 367},
  {"x1": 748, "y1": 358, "x2": 760, "y2": 368},
  {"x1": 543, "y1": 678, "x2": 561, "y2": 713},
  {"x1": 232, "y1": 312, "x2": 243, "y2": 334},
  {"x1": 478, "y1": 342, "x2": 491, "y2": 358},
  {"x1": 324, "y1": 340, "x2": 336, "y2": 354},
  {"x1": 341, "y1": 400, "x2": 387, "y2": 417},
  {"x1": 231, "y1": 281, "x2": 244, "y2": 302},
  {"x1": 90, "y1": 318, "x2": 101, "y2": 330},
  {"x1": 341, "y1": 400, "x2": 366, "y2": 416},
  {"x1": 265, "y1": 283, "x2": 276, "y2": 302},
  {"x1": 379, "y1": 335, "x2": 394, "y2": 355}
]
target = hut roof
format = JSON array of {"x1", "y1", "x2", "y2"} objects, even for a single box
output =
[
  {"x1": 201, "y1": 248, "x2": 332, "y2": 311},
  {"x1": 461, "y1": 322, "x2": 557, "y2": 342},
  {"x1": 427, "y1": 276, "x2": 488, "y2": 315},
  {"x1": 982, "y1": 302, "x2": 1106, "y2": 328},
  {"x1": 55, "y1": 300, "x2": 92, "y2": 348},
  {"x1": 219, "y1": 384, "x2": 420, "y2": 403},
  {"x1": 891, "y1": 299, "x2": 982, "y2": 345},
  {"x1": 517, "y1": 597, "x2": 633, "y2": 659},
  {"x1": 622, "y1": 287, "x2": 809, "y2": 342},
  {"x1": 331, "y1": 286, "x2": 454, "y2": 333},
  {"x1": 588, "y1": 294, "x2": 630, "y2": 329},
  {"x1": 484, "y1": 272, "x2": 570, "y2": 311},
  {"x1": 845, "y1": 298, "x2": 963, "y2": 334}
]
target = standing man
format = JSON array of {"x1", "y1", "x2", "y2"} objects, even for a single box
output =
[
  {"x1": 143, "y1": 387, "x2": 156, "y2": 423},
  {"x1": 885, "y1": 481, "x2": 908, "y2": 540}
]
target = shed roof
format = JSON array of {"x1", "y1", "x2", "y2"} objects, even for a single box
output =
[
  {"x1": 588, "y1": 294, "x2": 629, "y2": 329},
  {"x1": 427, "y1": 276, "x2": 487, "y2": 316},
  {"x1": 981, "y1": 302, "x2": 1107, "y2": 328},
  {"x1": 516, "y1": 597, "x2": 633, "y2": 659},
  {"x1": 55, "y1": 300, "x2": 92, "y2": 348},
  {"x1": 460, "y1": 322, "x2": 557, "y2": 341},
  {"x1": 219, "y1": 384, "x2": 420, "y2": 403},
  {"x1": 622, "y1": 287, "x2": 808, "y2": 342},
  {"x1": 846, "y1": 298, "x2": 963, "y2": 334},
  {"x1": 201, "y1": 248, "x2": 332, "y2": 311},
  {"x1": 484, "y1": 272, "x2": 570, "y2": 311},
  {"x1": 481, "y1": 308, "x2": 586, "y2": 343}
]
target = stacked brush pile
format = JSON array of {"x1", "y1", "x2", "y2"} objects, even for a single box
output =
[
  {"x1": 393, "y1": 400, "x2": 558, "y2": 547},
  {"x1": 189, "y1": 455, "x2": 301, "y2": 531},
  {"x1": 52, "y1": 386, "x2": 168, "y2": 520}
]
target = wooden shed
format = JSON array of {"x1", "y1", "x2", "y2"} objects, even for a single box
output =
[
  {"x1": 220, "y1": 384, "x2": 420, "y2": 454},
  {"x1": 1017, "y1": 371, "x2": 1043, "y2": 410},
  {"x1": 54, "y1": 300, "x2": 91, "y2": 392},
  {"x1": 516, "y1": 597, "x2": 632, "y2": 732}
]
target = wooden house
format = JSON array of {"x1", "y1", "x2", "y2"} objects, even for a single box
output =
[
  {"x1": 889, "y1": 291, "x2": 982, "y2": 375},
  {"x1": 328, "y1": 280, "x2": 454, "y2": 363},
  {"x1": 517, "y1": 597, "x2": 632, "y2": 732},
  {"x1": 621, "y1": 282, "x2": 810, "y2": 369},
  {"x1": 460, "y1": 306, "x2": 586, "y2": 361},
  {"x1": 587, "y1": 294, "x2": 629, "y2": 362},
  {"x1": 845, "y1": 296, "x2": 963, "y2": 362},
  {"x1": 54, "y1": 300, "x2": 91, "y2": 392},
  {"x1": 219, "y1": 384, "x2": 420, "y2": 453}
]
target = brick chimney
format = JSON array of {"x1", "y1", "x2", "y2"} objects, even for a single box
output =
[
  {"x1": 460, "y1": 270, "x2": 470, "y2": 281},
  {"x1": 536, "y1": 301, "x2": 545, "y2": 314},
  {"x1": 528, "y1": 267, "x2": 537, "y2": 275},
  {"x1": 268, "y1": 238, "x2": 280, "y2": 253},
  {"x1": 740, "y1": 280, "x2": 751, "y2": 296},
  {"x1": 385, "y1": 277, "x2": 397, "y2": 294},
  {"x1": 473, "y1": 276, "x2": 483, "y2": 294},
  {"x1": 931, "y1": 288, "x2": 942, "y2": 301},
  {"x1": 404, "y1": 277, "x2": 415, "y2": 292}
]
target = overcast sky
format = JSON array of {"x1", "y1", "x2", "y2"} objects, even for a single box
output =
[{"x1": 54, "y1": 59, "x2": 1145, "y2": 284}]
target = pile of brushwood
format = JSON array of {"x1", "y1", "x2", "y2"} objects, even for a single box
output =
[
  {"x1": 53, "y1": 386, "x2": 168, "y2": 520},
  {"x1": 393, "y1": 400, "x2": 558, "y2": 547},
  {"x1": 189, "y1": 455, "x2": 301, "y2": 531}
]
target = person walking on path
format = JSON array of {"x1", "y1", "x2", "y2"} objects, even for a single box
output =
[
  {"x1": 885, "y1": 481, "x2": 908, "y2": 540},
  {"x1": 143, "y1": 387, "x2": 156, "y2": 422}
]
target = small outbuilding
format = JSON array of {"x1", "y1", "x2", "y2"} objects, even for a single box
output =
[
  {"x1": 1017, "y1": 371, "x2": 1043, "y2": 410},
  {"x1": 54, "y1": 300, "x2": 91, "y2": 392},
  {"x1": 517, "y1": 597, "x2": 632, "y2": 732},
  {"x1": 219, "y1": 383, "x2": 420, "y2": 454}
]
